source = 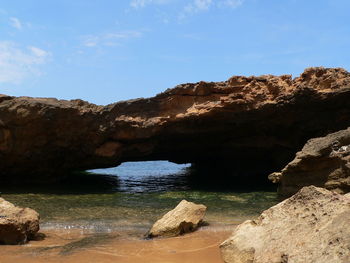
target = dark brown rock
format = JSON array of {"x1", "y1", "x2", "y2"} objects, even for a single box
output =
[
  {"x1": 0, "y1": 198, "x2": 40, "y2": 245},
  {"x1": 1, "y1": 67, "x2": 350, "y2": 182},
  {"x1": 269, "y1": 127, "x2": 350, "y2": 197}
]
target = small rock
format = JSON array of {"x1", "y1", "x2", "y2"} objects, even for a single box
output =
[
  {"x1": 220, "y1": 186, "x2": 350, "y2": 263},
  {"x1": 0, "y1": 198, "x2": 40, "y2": 245},
  {"x1": 147, "y1": 200, "x2": 206, "y2": 238},
  {"x1": 267, "y1": 172, "x2": 282, "y2": 183}
]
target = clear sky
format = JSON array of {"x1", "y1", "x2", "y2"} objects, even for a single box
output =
[{"x1": 1, "y1": 0, "x2": 349, "y2": 105}]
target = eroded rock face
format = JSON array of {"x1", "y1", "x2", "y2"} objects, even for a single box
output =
[
  {"x1": 269, "y1": 127, "x2": 350, "y2": 197},
  {"x1": 0, "y1": 198, "x2": 40, "y2": 245},
  {"x1": 147, "y1": 200, "x2": 206, "y2": 238},
  {"x1": 1, "y1": 67, "x2": 350, "y2": 182},
  {"x1": 220, "y1": 186, "x2": 350, "y2": 263}
]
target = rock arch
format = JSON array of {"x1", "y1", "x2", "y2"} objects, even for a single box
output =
[{"x1": 1, "y1": 67, "x2": 350, "y2": 184}]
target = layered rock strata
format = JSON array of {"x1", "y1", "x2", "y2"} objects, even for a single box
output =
[
  {"x1": 1, "y1": 67, "x2": 350, "y2": 182},
  {"x1": 269, "y1": 127, "x2": 350, "y2": 197},
  {"x1": 220, "y1": 186, "x2": 350, "y2": 263}
]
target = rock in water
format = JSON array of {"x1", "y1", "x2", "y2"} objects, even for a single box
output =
[
  {"x1": 269, "y1": 127, "x2": 350, "y2": 197},
  {"x1": 0, "y1": 198, "x2": 40, "y2": 244},
  {"x1": 220, "y1": 186, "x2": 350, "y2": 263},
  {"x1": 147, "y1": 200, "x2": 206, "y2": 238}
]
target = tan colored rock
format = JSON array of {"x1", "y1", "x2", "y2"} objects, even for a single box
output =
[
  {"x1": 0, "y1": 198, "x2": 40, "y2": 245},
  {"x1": 220, "y1": 186, "x2": 350, "y2": 263},
  {"x1": 147, "y1": 200, "x2": 206, "y2": 238}
]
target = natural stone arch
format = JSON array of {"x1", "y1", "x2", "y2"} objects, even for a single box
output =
[{"x1": 1, "y1": 67, "x2": 350, "y2": 184}]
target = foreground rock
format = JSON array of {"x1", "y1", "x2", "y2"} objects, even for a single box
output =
[
  {"x1": 269, "y1": 127, "x2": 350, "y2": 197},
  {"x1": 147, "y1": 200, "x2": 206, "y2": 238},
  {"x1": 220, "y1": 186, "x2": 350, "y2": 263},
  {"x1": 0, "y1": 198, "x2": 40, "y2": 244},
  {"x1": 1, "y1": 67, "x2": 350, "y2": 183}
]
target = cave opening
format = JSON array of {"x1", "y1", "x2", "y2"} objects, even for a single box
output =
[
  {"x1": 87, "y1": 160, "x2": 277, "y2": 193},
  {"x1": 0, "y1": 161, "x2": 276, "y2": 195}
]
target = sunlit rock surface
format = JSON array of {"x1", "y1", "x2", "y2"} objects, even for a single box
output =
[
  {"x1": 220, "y1": 186, "x2": 350, "y2": 263},
  {"x1": 147, "y1": 200, "x2": 206, "y2": 238},
  {"x1": 1, "y1": 67, "x2": 350, "y2": 182}
]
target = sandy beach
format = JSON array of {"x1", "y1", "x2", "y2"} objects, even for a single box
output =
[{"x1": 0, "y1": 226, "x2": 233, "y2": 263}]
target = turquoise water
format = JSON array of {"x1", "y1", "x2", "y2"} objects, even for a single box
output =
[{"x1": 2, "y1": 161, "x2": 278, "y2": 233}]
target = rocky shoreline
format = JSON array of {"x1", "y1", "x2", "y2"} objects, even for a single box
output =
[
  {"x1": 1, "y1": 67, "x2": 350, "y2": 262},
  {"x1": 2, "y1": 186, "x2": 349, "y2": 262}
]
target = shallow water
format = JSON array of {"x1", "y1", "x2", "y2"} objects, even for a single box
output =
[
  {"x1": 1, "y1": 161, "x2": 278, "y2": 235},
  {"x1": 1, "y1": 227, "x2": 232, "y2": 263}
]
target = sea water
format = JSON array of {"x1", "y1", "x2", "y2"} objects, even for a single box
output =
[{"x1": 2, "y1": 161, "x2": 278, "y2": 235}]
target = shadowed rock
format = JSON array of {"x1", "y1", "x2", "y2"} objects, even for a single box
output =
[
  {"x1": 0, "y1": 198, "x2": 40, "y2": 245},
  {"x1": 1, "y1": 67, "x2": 350, "y2": 183},
  {"x1": 220, "y1": 186, "x2": 350, "y2": 263},
  {"x1": 146, "y1": 200, "x2": 206, "y2": 238},
  {"x1": 269, "y1": 127, "x2": 350, "y2": 197}
]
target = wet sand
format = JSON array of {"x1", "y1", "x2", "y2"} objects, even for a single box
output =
[{"x1": 0, "y1": 226, "x2": 233, "y2": 263}]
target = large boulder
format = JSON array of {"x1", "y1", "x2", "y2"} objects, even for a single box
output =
[
  {"x1": 1, "y1": 67, "x2": 350, "y2": 183},
  {"x1": 147, "y1": 200, "x2": 206, "y2": 238},
  {"x1": 269, "y1": 127, "x2": 350, "y2": 197},
  {"x1": 0, "y1": 198, "x2": 40, "y2": 244},
  {"x1": 220, "y1": 186, "x2": 350, "y2": 263}
]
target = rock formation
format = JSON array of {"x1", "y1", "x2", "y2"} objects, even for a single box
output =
[
  {"x1": 269, "y1": 127, "x2": 350, "y2": 197},
  {"x1": 147, "y1": 200, "x2": 206, "y2": 238},
  {"x1": 220, "y1": 186, "x2": 350, "y2": 263},
  {"x1": 1, "y1": 67, "x2": 350, "y2": 183},
  {"x1": 0, "y1": 198, "x2": 40, "y2": 244}
]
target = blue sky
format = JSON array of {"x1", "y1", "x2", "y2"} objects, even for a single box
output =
[{"x1": 1, "y1": 0, "x2": 349, "y2": 105}]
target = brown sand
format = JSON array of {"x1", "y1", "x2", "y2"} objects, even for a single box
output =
[{"x1": 0, "y1": 227, "x2": 233, "y2": 263}]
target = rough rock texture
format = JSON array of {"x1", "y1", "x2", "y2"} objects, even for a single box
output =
[
  {"x1": 269, "y1": 127, "x2": 350, "y2": 197},
  {"x1": 1, "y1": 67, "x2": 350, "y2": 182},
  {"x1": 220, "y1": 186, "x2": 350, "y2": 263},
  {"x1": 147, "y1": 200, "x2": 206, "y2": 238},
  {"x1": 0, "y1": 198, "x2": 40, "y2": 244}
]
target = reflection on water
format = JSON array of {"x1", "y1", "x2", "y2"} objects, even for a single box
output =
[
  {"x1": 1, "y1": 161, "x2": 278, "y2": 234},
  {"x1": 90, "y1": 161, "x2": 191, "y2": 193}
]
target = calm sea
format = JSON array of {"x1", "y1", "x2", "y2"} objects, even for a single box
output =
[{"x1": 2, "y1": 161, "x2": 278, "y2": 235}]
